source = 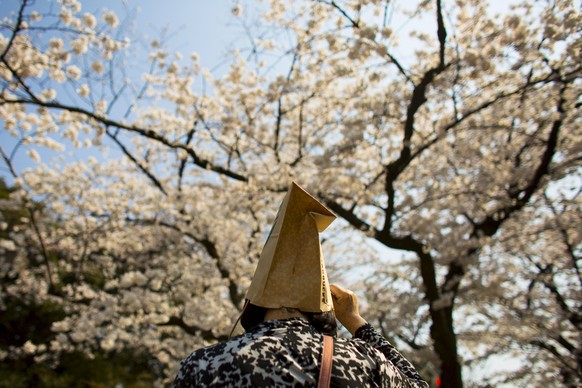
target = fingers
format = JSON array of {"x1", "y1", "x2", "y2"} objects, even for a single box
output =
[
  {"x1": 330, "y1": 284, "x2": 349, "y2": 299},
  {"x1": 329, "y1": 284, "x2": 367, "y2": 334},
  {"x1": 330, "y1": 284, "x2": 358, "y2": 310}
]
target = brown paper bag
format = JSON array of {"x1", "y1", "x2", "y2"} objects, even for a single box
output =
[{"x1": 246, "y1": 182, "x2": 336, "y2": 312}]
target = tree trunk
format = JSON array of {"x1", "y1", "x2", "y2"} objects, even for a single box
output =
[
  {"x1": 375, "y1": 234, "x2": 464, "y2": 388},
  {"x1": 431, "y1": 306, "x2": 463, "y2": 387}
]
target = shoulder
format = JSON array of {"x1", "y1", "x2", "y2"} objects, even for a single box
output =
[
  {"x1": 334, "y1": 335, "x2": 384, "y2": 360},
  {"x1": 173, "y1": 334, "x2": 254, "y2": 387},
  {"x1": 184, "y1": 332, "x2": 254, "y2": 365},
  {"x1": 174, "y1": 320, "x2": 319, "y2": 387},
  {"x1": 176, "y1": 321, "x2": 284, "y2": 373}
]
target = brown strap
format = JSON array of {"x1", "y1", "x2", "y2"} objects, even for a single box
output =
[
  {"x1": 228, "y1": 299, "x2": 249, "y2": 338},
  {"x1": 317, "y1": 335, "x2": 334, "y2": 388}
]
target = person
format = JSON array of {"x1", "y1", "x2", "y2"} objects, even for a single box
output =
[
  {"x1": 173, "y1": 182, "x2": 428, "y2": 387},
  {"x1": 172, "y1": 284, "x2": 429, "y2": 387}
]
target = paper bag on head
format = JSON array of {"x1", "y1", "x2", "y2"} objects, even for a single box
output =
[{"x1": 246, "y1": 182, "x2": 336, "y2": 313}]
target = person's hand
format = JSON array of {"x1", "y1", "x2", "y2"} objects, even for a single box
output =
[{"x1": 330, "y1": 284, "x2": 367, "y2": 335}]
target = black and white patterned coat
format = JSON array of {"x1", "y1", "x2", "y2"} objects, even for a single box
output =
[{"x1": 173, "y1": 317, "x2": 429, "y2": 387}]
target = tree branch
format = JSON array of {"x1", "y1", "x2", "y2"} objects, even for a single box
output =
[
  {"x1": 106, "y1": 129, "x2": 168, "y2": 196},
  {"x1": 0, "y1": 0, "x2": 28, "y2": 63},
  {"x1": 436, "y1": 0, "x2": 447, "y2": 67},
  {"x1": 320, "y1": 0, "x2": 359, "y2": 28},
  {"x1": 474, "y1": 82, "x2": 567, "y2": 237},
  {"x1": 1, "y1": 98, "x2": 249, "y2": 182}
]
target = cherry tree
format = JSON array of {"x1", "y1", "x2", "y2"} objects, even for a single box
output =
[{"x1": 0, "y1": 0, "x2": 580, "y2": 386}]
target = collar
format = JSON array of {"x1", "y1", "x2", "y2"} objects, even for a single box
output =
[{"x1": 250, "y1": 317, "x2": 312, "y2": 332}]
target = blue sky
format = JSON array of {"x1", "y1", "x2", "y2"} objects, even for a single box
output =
[
  {"x1": 122, "y1": 0, "x2": 242, "y2": 69},
  {"x1": 0, "y1": 0, "x2": 245, "y2": 69}
]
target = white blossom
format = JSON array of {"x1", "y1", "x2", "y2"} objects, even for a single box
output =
[
  {"x1": 94, "y1": 100, "x2": 107, "y2": 113},
  {"x1": 103, "y1": 10, "x2": 119, "y2": 27},
  {"x1": 23, "y1": 340, "x2": 37, "y2": 354},
  {"x1": 82, "y1": 12, "x2": 96, "y2": 28},
  {"x1": 68, "y1": 0, "x2": 82, "y2": 14},
  {"x1": 0, "y1": 239, "x2": 16, "y2": 250},
  {"x1": 77, "y1": 83, "x2": 90, "y2": 97},
  {"x1": 66, "y1": 65, "x2": 81, "y2": 80},
  {"x1": 71, "y1": 36, "x2": 89, "y2": 54},
  {"x1": 49, "y1": 69, "x2": 66, "y2": 83},
  {"x1": 51, "y1": 320, "x2": 70, "y2": 332},
  {"x1": 91, "y1": 60, "x2": 104, "y2": 74},
  {"x1": 27, "y1": 149, "x2": 41, "y2": 163},
  {"x1": 30, "y1": 11, "x2": 42, "y2": 22},
  {"x1": 34, "y1": 137, "x2": 65, "y2": 152},
  {"x1": 49, "y1": 38, "x2": 64, "y2": 50},
  {"x1": 101, "y1": 334, "x2": 116, "y2": 351},
  {"x1": 59, "y1": 8, "x2": 73, "y2": 25},
  {"x1": 231, "y1": 4, "x2": 243, "y2": 17},
  {"x1": 40, "y1": 88, "x2": 57, "y2": 101}
]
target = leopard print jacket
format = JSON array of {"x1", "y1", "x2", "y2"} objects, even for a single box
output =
[{"x1": 173, "y1": 317, "x2": 429, "y2": 387}]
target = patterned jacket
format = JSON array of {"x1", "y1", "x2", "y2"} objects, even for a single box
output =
[{"x1": 173, "y1": 317, "x2": 428, "y2": 387}]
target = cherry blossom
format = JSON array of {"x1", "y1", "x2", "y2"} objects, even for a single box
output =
[{"x1": 0, "y1": 0, "x2": 580, "y2": 386}]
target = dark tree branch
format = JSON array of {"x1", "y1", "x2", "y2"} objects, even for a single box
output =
[
  {"x1": 1, "y1": 58, "x2": 41, "y2": 102},
  {"x1": 530, "y1": 339, "x2": 578, "y2": 376},
  {"x1": 474, "y1": 82, "x2": 567, "y2": 238},
  {"x1": 556, "y1": 335, "x2": 576, "y2": 354},
  {"x1": 0, "y1": 0, "x2": 28, "y2": 63},
  {"x1": 543, "y1": 193, "x2": 582, "y2": 290},
  {"x1": 381, "y1": 31, "x2": 451, "y2": 232},
  {"x1": 106, "y1": 128, "x2": 168, "y2": 196},
  {"x1": 543, "y1": 276, "x2": 582, "y2": 330},
  {"x1": 1, "y1": 98, "x2": 249, "y2": 182},
  {"x1": 128, "y1": 216, "x2": 245, "y2": 308},
  {"x1": 289, "y1": 100, "x2": 305, "y2": 166},
  {"x1": 385, "y1": 52, "x2": 412, "y2": 83},
  {"x1": 320, "y1": 0, "x2": 359, "y2": 28},
  {"x1": 195, "y1": 235, "x2": 245, "y2": 308},
  {"x1": 273, "y1": 52, "x2": 298, "y2": 163},
  {"x1": 396, "y1": 333, "x2": 427, "y2": 351},
  {"x1": 178, "y1": 127, "x2": 196, "y2": 192},
  {"x1": 436, "y1": 0, "x2": 447, "y2": 67},
  {"x1": 396, "y1": 313, "x2": 430, "y2": 351},
  {"x1": 322, "y1": 197, "x2": 373, "y2": 234}
]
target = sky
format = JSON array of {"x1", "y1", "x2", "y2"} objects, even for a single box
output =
[
  {"x1": 117, "y1": 0, "x2": 244, "y2": 70},
  {"x1": 1, "y1": 0, "x2": 246, "y2": 70},
  {"x1": 6, "y1": 1, "x2": 235, "y2": 46}
]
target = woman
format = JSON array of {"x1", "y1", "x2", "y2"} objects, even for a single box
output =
[
  {"x1": 173, "y1": 183, "x2": 428, "y2": 387},
  {"x1": 172, "y1": 284, "x2": 428, "y2": 387}
]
